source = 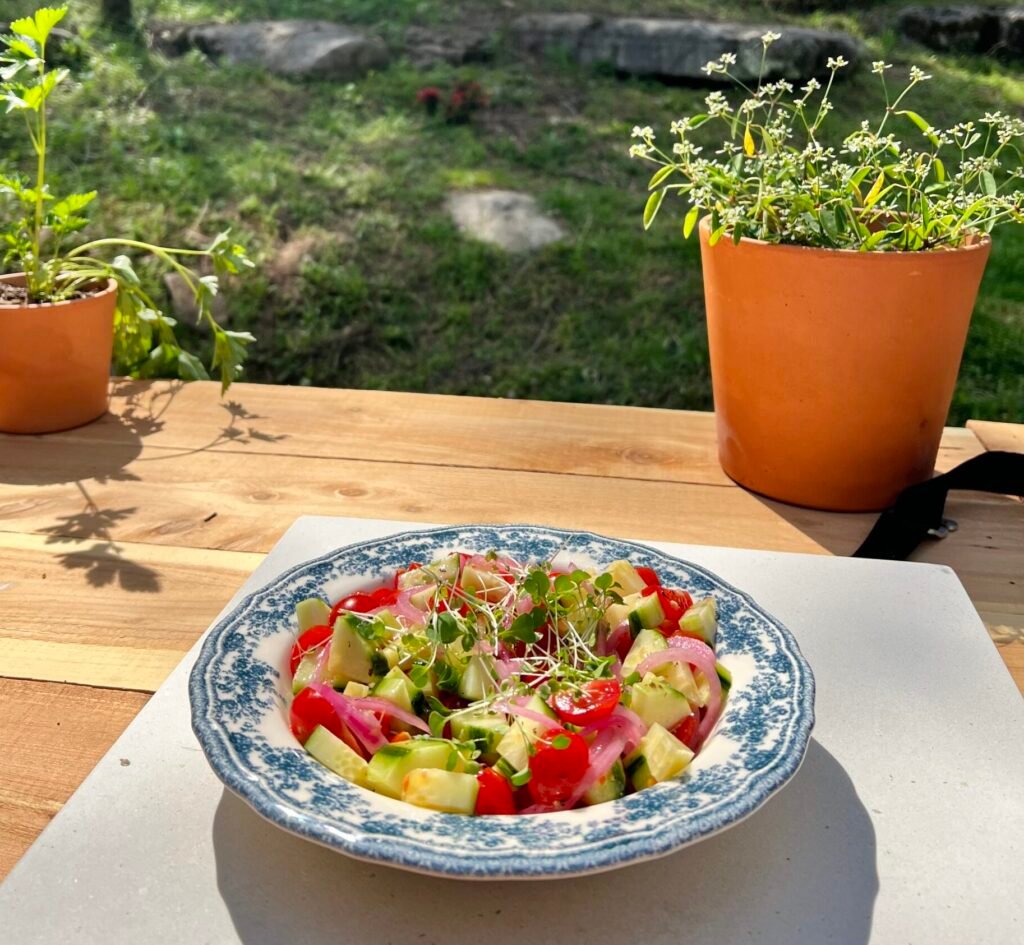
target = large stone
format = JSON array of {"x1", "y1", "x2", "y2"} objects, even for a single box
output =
[
  {"x1": 151, "y1": 20, "x2": 389, "y2": 79},
  {"x1": 446, "y1": 190, "x2": 565, "y2": 253},
  {"x1": 510, "y1": 14, "x2": 861, "y2": 83},
  {"x1": 898, "y1": 6, "x2": 1002, "y2": 54},
  {"x1": 404, "y1": 25, "x2": 493, "y2": 66}
]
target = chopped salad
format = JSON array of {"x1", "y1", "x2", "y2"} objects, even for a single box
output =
[{"x1": 288, "y1": 551, "x2": 730, "y2": 815}]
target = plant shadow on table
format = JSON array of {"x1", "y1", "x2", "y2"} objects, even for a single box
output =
[{"x1": 211, "y1": 739, "x2": 878, "y2": 945}]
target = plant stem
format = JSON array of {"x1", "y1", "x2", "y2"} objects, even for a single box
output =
[{"x1": 31, "y1": 35, "x2": 47, "y2": 297}]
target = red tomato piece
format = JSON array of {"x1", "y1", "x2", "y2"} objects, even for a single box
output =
[
  {"x1": 329, "y1": 591, "x2": 378, "y2": 626},
  {"x1": 550, "y1": 678, "x2": 622, "y2": 726},
  {"x1": 672, "y1": 712, "x2": 700, "y2": 752},
  {"x1": 369, "y1": 586, "x2": 398, "y2": 608},
  {"x1": 289, "y1": 688, "x2": 360, "y2": 755},
  {"x1": 475, "y1": 767, "x2": 517, "y2": 815},
  {"x1": 636, "y1": 566, "x2": 661, "y2": 587},
  {"x1": 289, "y1": 623, "x2": 333, "y2": 675},
  {"x1": 527, "y1": 728, "x2": 589, "y2": 806}
]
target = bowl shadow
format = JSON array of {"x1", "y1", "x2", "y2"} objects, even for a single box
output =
[{"x1": 211, "y1": 738, "x2": 877, "y2": 945}]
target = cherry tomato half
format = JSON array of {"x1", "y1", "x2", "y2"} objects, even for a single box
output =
[
  {"x1": 636, "y1": 566, "x2": 661, "y2": 588},
  {"x1": 369, "y1": 586, "x2": 398, "y2": 608},
  {"x1": 329, "y1": 592, "x2": 377, "y2": 625},
  {"x1": 289, "y1": 623, "x2": 332, "y2": 675},
  {"x1": 475, "y1": 767, "x2": 517, "y2": 815},
  {"x1": 289, "y1": 687, "x2": 361, "y2": 755},
  {"x1": 527, "y1": 728, "x2": 589, "y2": 806},
  {"x1": 550, "y1": 678, "x2": 622, "y2": 726}
]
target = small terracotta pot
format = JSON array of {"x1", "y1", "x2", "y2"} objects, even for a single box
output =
[
  {"x1": 0, "y1": 274, "x2": 117, "y2": 434},
  {"x1": 698, "y1": 220, "x2": 991, "y2": 511}
]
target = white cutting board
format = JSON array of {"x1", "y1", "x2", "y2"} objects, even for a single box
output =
[{"x1": 1, "y1": 516, "x2": 1021, "y2": 944}]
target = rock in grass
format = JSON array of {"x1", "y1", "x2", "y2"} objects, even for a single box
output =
[
  {"x1": 153, "y1": 20, "x2": 388, "y2": 80},
  {"x1": 898, "y1": 7, "x2": 1003, "y2": 55},
  {"x1": 510, "y1": 14, "x2": 861, "y2": 83},
  {"x1": 446, "y1": 191, "x2": 565, "y2": 253}
]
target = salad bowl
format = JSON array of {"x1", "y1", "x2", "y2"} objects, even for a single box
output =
[{"x1": 189, "y1": 524, "x2": 815, "y2": 879}]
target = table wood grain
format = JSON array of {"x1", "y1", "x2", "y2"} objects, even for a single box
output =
[{"x1": 1, "y1": 379, "x2": 1021, "y2": 880}]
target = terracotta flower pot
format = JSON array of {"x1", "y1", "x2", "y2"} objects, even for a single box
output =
[
  {"x1": 698, "y1": 220, "x2": 991, "y2": 511},
  {"x1": 0, "y1": 274, "x2": 117, "y2": 434}
]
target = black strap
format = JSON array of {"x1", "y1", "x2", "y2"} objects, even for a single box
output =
[{"x1": 853, "y1": 451, "x2": 1024, "y2": 561}]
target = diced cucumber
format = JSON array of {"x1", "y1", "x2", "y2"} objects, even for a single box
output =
[
  {"x1": 401, "y1": 768, "x2": 479, "y2": 815},
  {"x1": 449, "y1": 710, "x2": 509, "y2": 762},
  {"x1": 626, "y1": 723, "x2": 695, "y2": 790},
  {"x1": 678, "y1": 598, "x2": 717, "y2": 645},
  {"x1": 295, "y1": 597, "x2": 331, "y2": 632},
  {"x1": 716, "y1": 661, "x2": 733, "y2": 694},
  {"x1": 326, "y1": 614, "x2": 387, "y2": 686},
  {"x1": 599, "y1": 560, "x2": 648, "y2": 596},
  {"x1": 494, "y1": 695, "x2": 556, "y2": 771},
  {"x1": 305, "y1": 725, "x2": 369, "y2": 785},
  {"x1": 582, "y1": 759, "x2": 626, "y2": 806},
  {"x1": 622, "y1": 627, "x2": 668, "y2": 677},
  {"x1": 372, "y1": 667, "x2": 418, "y2": 715},
  {"x1": 656, "y1": 659, "x2": 700, "y2": 705},
  {"x1": 628, "y1": 593, "x2": 665, "y2": 634},
  {"x1": 604, "y1": 592, "x2": 641, "y2": 630},
  {"x1": 343, "y1": 681, "x2": 371, "y2": 699},
  {"x1": 365, "y1": 738, "x2": 473, "y2": 799},
  {"x1": 292, "y1": 650, "x2": 321, "y2": 695},
  {"x1": 457, "y1": 654, "x2": 498, "y2": 701},
  {"x1": 630, "y1": 673, "x2": 692, "y2": 730},
  {"x1": 376, "y1": 609, "x2": 401, "y2": 631},
  {"x1": 461, "y1": 565, "x2": 508, "y2": 603}
]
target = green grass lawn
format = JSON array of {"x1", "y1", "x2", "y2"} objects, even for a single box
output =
[{"x1": 1, "y1": 0, "x2": 1022, "y2": 422}]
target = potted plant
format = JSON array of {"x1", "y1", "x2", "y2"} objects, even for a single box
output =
[
  {"x1": 631, "y1": 35, "x2": 1022, "y2": 511},
  {"x1": 0, "y1": 6, "x2": 255, "y2": 435}
]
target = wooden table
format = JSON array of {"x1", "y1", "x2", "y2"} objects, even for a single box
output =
[{"x1": 1, "y1": 379, "x2": 1021, "y2": 880}]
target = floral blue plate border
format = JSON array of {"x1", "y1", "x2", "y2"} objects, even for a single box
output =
[{"x1": 189, "y1": 524, "x2": 816, "y2": 879}]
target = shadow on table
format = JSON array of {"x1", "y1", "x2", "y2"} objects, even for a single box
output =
[
  {"x1": 752, "y1": 491, "x2": 878, "y2": 557},
  {"x1": 211, "y1": 739, "x2": 878, "y2": 945}
]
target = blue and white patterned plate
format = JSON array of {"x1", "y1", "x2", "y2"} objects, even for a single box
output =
[{"x1": 189, "y1": 524, "x2": 815, "y2": 879}]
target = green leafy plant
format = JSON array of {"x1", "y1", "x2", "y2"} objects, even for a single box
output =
[
  {"x1": 0, "y1": 6, "x2": 255, "y2": 390},
  {"x1": 630, "y1": 33, "x2": 1024, "y2": 251}
]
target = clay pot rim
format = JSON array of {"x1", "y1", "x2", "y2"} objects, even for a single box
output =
[
  {"x1": 0, "y1": 272, "x2": 117, "y2": 310},
  {"x1": 697, "y1": 215, "x2": 992, "y2": 261}
]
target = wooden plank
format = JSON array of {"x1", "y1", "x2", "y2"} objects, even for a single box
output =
[
  {"x1": 9, "y1": 379, "x2": 981, "y2": 487},
  {"x1": 0, "y1": 639, "x2": 184, "y2": 692},
  {"x1": 967, "y1": 420, "x2": 1024, "y2": 455},
  {"x1": 0, "y1": 437, "x2": 854, "y2": 555},
  {"x1": 0, "y1": 532, "x2": 263, "y2": 651},
  {"x1": 0, "y1": 679, "x2": 149, "y2": 881}
]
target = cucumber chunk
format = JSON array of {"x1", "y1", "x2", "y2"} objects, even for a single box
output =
[
  {"x1": 582, "y1": 759, "x2": 626, "y2": 806},
  {"x1": 626, "y1": 723, "x2": 695, "y2": 790},
  {"x1": 365, "y1": 738, "x2": 474, "y2": 799},
  {"x1": 678, "y1": 598, "x2": 717, "y2": 645},
  {"x1": 494, "y1": 695, "x2": 555, "y2": 771},
  {"x1": 461, "y1": 565, "x2": 509, "y2": 603},
  {"x1": 292, "y1": 650, "x2": 321, "y2": 695},
  {"x1": 604, "y1": 592, "x2": 641, "y2": 631},
  {"x1": 402, "y1": 768, "x2": 479, "y2": 814},
  {"x1": 327, "y1": 614, "x2": 387, "y2": 686},
  {"x1": 628, "y1": 593, "x2": 666, "y2": 634},
  {"x1": 630, "y1": 673, "x2": 692, "y2": 730},
  {"x1": 622, "y1": 627, "x2": 668, "y2": 677},
  {"x1": 656, "y1": 659, "x2": 701, "y2": 705},
  {"x1": 372, "y1": 667, "x2": 419, "y2": 715},
  {"x1": 449, "y1": 710, "x2": 509, "y2": 762},
  {"x1": 458, "y1": 654, "x2": 498, "y2": 701},
  {"x1": 295, "y1": 597, "x2": 331, "y2": 633},
  {"x1": 342, "y1": 681, "x2": 371, "y2": 699},
  {"x1": 305, "y1": 725, "x2": 369, "y2": 785},
  {"x1": 599, "y1": 560, "x2": 647, "y2": 597}
]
